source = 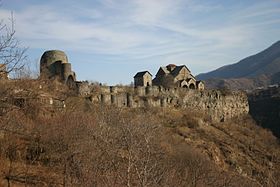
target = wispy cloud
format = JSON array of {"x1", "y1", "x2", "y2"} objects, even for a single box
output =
[{"x1": 1, "y1": 0, "x2": 280, "y2": 83}]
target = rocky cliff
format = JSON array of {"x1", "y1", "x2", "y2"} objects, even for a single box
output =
[
  {"x1": 77, "y1": 82, "x2": 249, "y2": 122},
  {"x1": 248, "y1": 86, "x2": 280, "y2": 138}
]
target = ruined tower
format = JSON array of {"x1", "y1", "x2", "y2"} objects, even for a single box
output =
[{"x1": 40, "y1": 50, "x2": 76, "y2": 86}]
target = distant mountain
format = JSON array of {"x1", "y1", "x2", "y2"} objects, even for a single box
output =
[{"x1": 197, "y1": 41, "x2": 280, "y2": 90}]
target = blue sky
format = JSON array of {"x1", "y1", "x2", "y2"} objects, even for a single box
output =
[{"x1": 1, "y1": 0, "x2": 280, "y2": 85}]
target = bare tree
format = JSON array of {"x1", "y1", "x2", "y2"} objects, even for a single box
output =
[
  {"x1": 14, "y1": 59, "x2": 40, "y2": 79},
  {"x1": 0, "y1": 10, "x2": 27, "y2": 75}
]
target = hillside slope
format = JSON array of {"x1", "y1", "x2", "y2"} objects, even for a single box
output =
[
  {"x1": 1, "y1": 103, "x2": 279, "y2": 186},
  {"x1": 197, "y1": 41, "x2": 280, "y2": 90},
  {"x1": 198, "y1": 41, "x2": 280, "y2": 79},
  {"x1": 0, "y1": 80, "x2": 279, "y2": 186}
]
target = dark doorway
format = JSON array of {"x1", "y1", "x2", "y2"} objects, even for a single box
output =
[{"x1": 189, "y1": 83, "x2": 195, "y2": 89}]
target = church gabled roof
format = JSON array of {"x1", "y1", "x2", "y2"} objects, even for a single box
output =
[
  {"x1": 160, "y1": 67, "x2": 170, "y2": 74},
  {"x1": 155, "y1": 67, "x2": 170, "y2": 77},
  {"x1": 196, "y1": 80, "x2": 204, "y2": 84},
  {"x1": 134, "y1": 71, "x2": 152, "y2": 78},
  {"x1": 170, "y1": 65, "x2": 191, "y2": 77},
  {"x1": 189, "y1": 73, "x2": 196, "y2": 79}
]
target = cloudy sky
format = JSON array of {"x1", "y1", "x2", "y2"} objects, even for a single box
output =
[{"x1": 1, "y1": 0, "x2": 280, "y2": 85}]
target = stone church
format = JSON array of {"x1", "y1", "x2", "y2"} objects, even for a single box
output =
[
  {"x1": 133, "y1": 71, "x2": 152, "y2": 87},
  {"x1": 134, "y1": 64, "x2": 204, "y2": 90}
]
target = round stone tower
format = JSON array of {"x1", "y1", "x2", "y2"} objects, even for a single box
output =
[
  {"x1": 39, "y1": 50, "x2": 76, "y2": 87},
  {"x1": 40, "y1": 50, "x2": 68, "y2": 79}
]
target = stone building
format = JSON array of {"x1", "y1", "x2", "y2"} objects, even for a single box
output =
[
  {"x1": 40, "y1": 50, "x2": 76, "y2": 87},
  {"x1": 196, "y1": 81, "x2": 205, "y2": 91},
  {"x1": 134, "y1": 71, "x2": 152, "y2": 87},
  {"x1": 153, "y1": 64, "x2": 204, "y2": 90}
]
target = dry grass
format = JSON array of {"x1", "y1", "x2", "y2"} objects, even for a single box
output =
[{"x1": 0, "y1": 80, "x2": 279, "y2": 186}]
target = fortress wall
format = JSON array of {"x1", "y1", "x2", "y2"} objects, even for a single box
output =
[{"x1": 77, "y1": 82, "x2": 249, "y2": 122}]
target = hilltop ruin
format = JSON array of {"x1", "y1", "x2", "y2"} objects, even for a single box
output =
[
  {"x1": 0, "y1": 50, "x2": 249, "y2": 122},
  {"x1": 40, "y1": 50, "x2": 76, "y2": 88}
]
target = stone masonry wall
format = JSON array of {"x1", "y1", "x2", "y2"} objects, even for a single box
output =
[{"x1": 77, "y1": 82, "x2": 249, "y2": 122}]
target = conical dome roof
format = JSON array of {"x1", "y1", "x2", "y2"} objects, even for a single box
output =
[{"x1": 40, "y1": 50, "x2": 68, "y2": 67}]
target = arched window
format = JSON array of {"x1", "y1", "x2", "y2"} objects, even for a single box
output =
[{"x1": 189, "y1": 83, "x2": 195, "y2": 89}]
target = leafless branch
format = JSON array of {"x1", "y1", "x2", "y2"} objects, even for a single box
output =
[{"x1": 0, "y1": 11, "x2": 27, "y2": 75}]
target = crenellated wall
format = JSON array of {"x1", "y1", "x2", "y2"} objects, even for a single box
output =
[{"x1": 77, "y1": 82, "x2": 249, "y2": 122}]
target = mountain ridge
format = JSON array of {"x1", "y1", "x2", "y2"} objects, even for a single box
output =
[
  {"x1": 197, "y1": 41, "x2": 280, "y2": 90},
  {"x1": 197, "y1": 40, "x2": 280, "y2": 80}
]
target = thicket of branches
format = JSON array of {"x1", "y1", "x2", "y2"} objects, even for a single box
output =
[
  {"x1": 0, "y1": 99, "x2": 267, "y2": 186},
  {"x1": 0, "y1": 9, "x2": 27, "y2": 75}
]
